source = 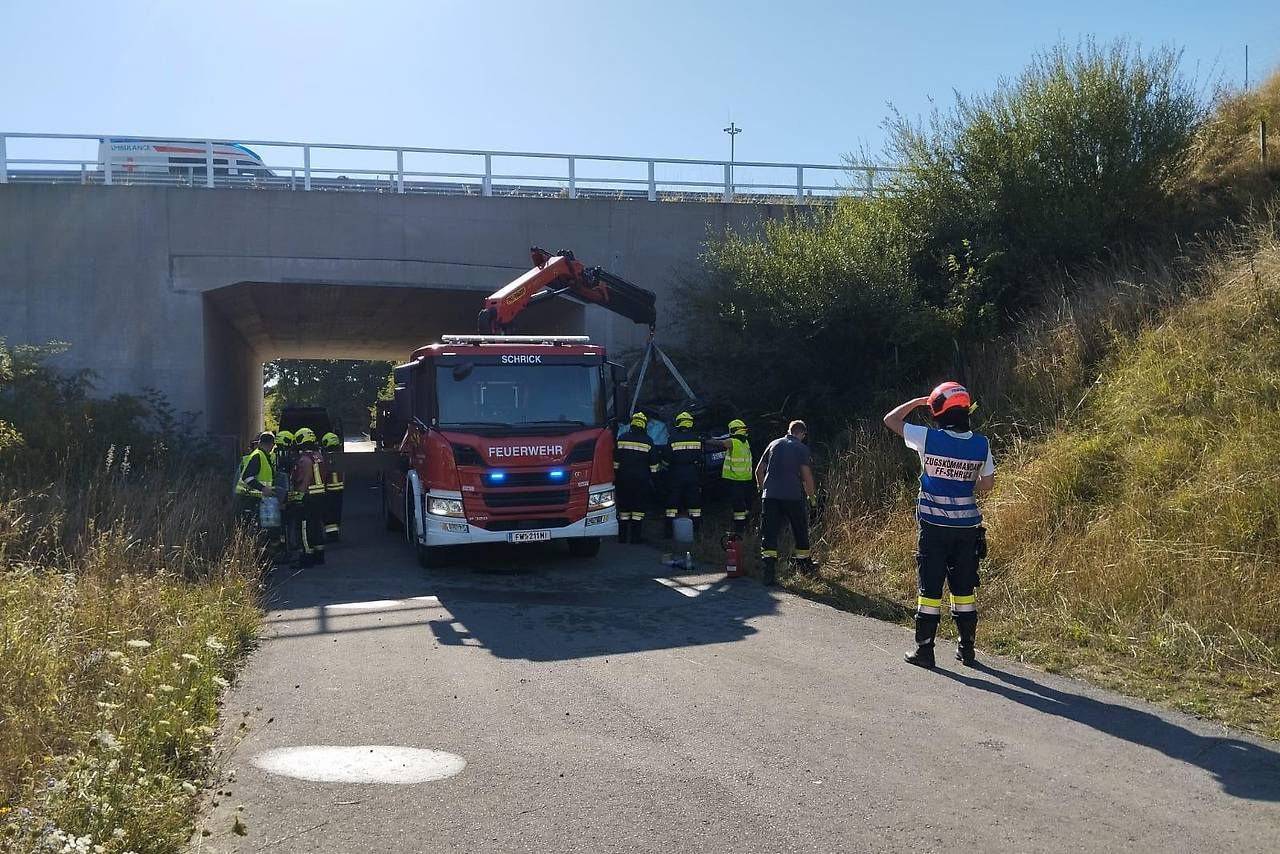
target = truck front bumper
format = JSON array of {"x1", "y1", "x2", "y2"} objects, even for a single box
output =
[{"x1": 421, "y1": 508, "x2": 617, "y2": 545}]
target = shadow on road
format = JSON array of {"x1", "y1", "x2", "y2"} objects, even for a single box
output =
[
  {"x1": 936, "y1": 662, "x2": 1280, "y2": 802},
  {"x1": 263, "y1": 483, "x2": 778, "y2": 662}
]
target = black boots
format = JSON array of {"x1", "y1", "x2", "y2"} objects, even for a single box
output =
[
  {"x1": 905, "y1": 612, "x2": 940, "y2": 668},
  {"x1": 954, "y1": 611, "x2": 977, "y2": 666},
  {"x1": 905, "y1": 612, "x2": 977, "y2": 668},
  {"x1": 617, "y1": 519, "x2": 645, "y2": 545}
]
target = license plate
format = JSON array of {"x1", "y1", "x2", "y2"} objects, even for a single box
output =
[{"x1": 508, "y1": 530, "x2": 552, "y2": 544}]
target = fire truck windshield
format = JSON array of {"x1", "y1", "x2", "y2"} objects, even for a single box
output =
[{"x1": 435, "y1": 363, "x2": 605, "y2": 431}]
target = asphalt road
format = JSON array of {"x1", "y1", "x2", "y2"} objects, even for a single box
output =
[{"x1": 196, "y1": 486, "x2": 1280, "y2": 854}]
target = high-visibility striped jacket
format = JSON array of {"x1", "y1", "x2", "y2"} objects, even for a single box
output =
[
  {"x1": 615, "y1": 426, "x2": 660, "y2": 476},
  {"x1": 722, "y1": 436, "x2": 753, "y2": 482},
  {"x1": 236, "y1": 448, "x2": 275, "y2": 497},
  {"x1": 291, "y1": 449, "x2": 330, "y2": 498},
  {"x1": 665, "y1": 427, "x2": 703, "y2": 471}
]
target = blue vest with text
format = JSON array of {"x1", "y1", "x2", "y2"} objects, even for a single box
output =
[{"x1": 916, "y1": 429, "x2": 988, "y2": 527}]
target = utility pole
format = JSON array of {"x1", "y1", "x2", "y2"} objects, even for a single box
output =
[
  {"x1": 723, "y1": 121, "x2": 742, "y2": 192},
  {"x1": 1245, "y1": 44, "x2": 1249, "y2": 89}
]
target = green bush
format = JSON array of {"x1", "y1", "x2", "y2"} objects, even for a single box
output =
[
  {"x1": 887, "y1": 38, "x2": 1202, "y2": 323},
  {"x1": 676, "y1": 198, "x2": 950, "y2": 430},
  {"x1": 678, "y1": 39, "x2": 1204, "y2": 431}
]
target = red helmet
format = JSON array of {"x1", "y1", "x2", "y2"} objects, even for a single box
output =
[{"x1": 928, "y1": 381, "x2": 972, "y2": 418}]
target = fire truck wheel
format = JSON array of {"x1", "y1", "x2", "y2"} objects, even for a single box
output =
[{"x1": 567, "y1": 537, "x2": 601, "y2": 558}]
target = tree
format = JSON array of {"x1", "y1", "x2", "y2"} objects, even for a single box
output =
[{"x1": 263, "y1": 360, "x2": 394, "y2": 436}]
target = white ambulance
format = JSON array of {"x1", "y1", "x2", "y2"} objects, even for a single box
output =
[{"x1": 97, "y1": 138, "x2": 270, "y2": 180}]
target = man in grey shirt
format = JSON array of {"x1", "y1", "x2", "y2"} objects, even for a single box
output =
[{"x1": 754, "y1": 420, "x2": 817, "y2": 586}]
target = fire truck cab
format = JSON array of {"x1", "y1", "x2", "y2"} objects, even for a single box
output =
[{"x1": 383, "y1": 334, "x2": 627, "y2": 565}]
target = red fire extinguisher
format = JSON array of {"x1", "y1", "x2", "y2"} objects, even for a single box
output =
[{"x1": 722, "y1": 533, "x2": 743, "y2": 578}]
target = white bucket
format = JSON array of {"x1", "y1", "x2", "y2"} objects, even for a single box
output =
[{"x1": 672, "y1": 516, "x2": 694, "y2": 543}]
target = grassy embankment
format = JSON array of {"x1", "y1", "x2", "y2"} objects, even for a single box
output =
[
  {"x1": 799, "y1": 216, "x2": 1280, "y2": 739},
  {"x1": 1, "y1": 345, "x2": 263, "y2": 853}
]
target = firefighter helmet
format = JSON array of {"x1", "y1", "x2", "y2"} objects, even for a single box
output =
[
  {"x1": 728, "y1": 418, "x2": 747, "y2": 435},
  {"x1": 321, "y1": 432, "x2": 340, "y2": 449},
  {"x1": 630, "y1": 412, "x2": 648, "y2": 428},
  {"x1": 295, "y1": 427, "x2": 317, "y2": 446},
  {"x1": 675, "y1": 411, "x2": 694, "y2": 428},
  {"x1": 928, "y1": 382, "x2": 973, "y2": 417},
  {"x1": 276, "y1": 429, "x2": 295, "y2": 447}
]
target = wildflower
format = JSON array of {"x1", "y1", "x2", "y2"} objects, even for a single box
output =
[
  {"x1": 205, "y1": 636, "x2": 226, "y2": 653},
  {"x1": 112, "y1": 829, "x2": 125, "y2": 839},
  {"x1": 181, "y1": 653, "x2": 201, "y2": 666},
  {"x1": 93, "y1": 731, "x2": 122, "y2": 752},
  {"x1": 181, "y1": 781, "x2": 198, "y2": 794},
  {"x1": 119, "y1": 445, "x2": 131, "y2": 476},
  {"x1": 106, "y1": 651, "x2": 126, "y2": 661},
  {"x1": 95, "y1": 701, "x2": 122, "y2": 711},
  {"x1": 212, "y1": 676, "x2": 230, "y2": 689},
  {"x1": 125, "y1": 640, "x2": 151, "y2": 649},
  {"x1": 158, "y1": 684, "x2": 176, "y2": 693}
]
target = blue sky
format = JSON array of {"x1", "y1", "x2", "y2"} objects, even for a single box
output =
[{"x1": 2, "y1": 0, "x2": 1277, "y2": 167}]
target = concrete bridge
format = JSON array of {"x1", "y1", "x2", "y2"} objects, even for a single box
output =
[{"x1": 0, "y1": 184, "x2": 791, "y2": 443}]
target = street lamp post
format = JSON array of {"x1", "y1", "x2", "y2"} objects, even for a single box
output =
[{"x1": 723, "y1": 121, "x2": 742, "y2": 195}]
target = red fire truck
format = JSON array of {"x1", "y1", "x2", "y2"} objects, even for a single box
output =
[{"x1": 382, "y1": 249, "x2": 664, "y2": 566}]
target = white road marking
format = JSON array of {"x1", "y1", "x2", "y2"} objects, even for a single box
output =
[
  {"x1": 253, "y1": 745, "x2": 466, "y2": 784},
  {"x1": 653, "y1": 577, "x2": 720, "y2": 598},
  {"x1": 323, "y1": 600, "x2": 404, "y2": 610}
]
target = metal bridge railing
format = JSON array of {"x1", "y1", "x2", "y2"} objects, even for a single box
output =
[{"x1": 0, "y1": 132, "x2": 902, "y2": 203}]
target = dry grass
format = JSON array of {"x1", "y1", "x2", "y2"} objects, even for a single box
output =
[
  {"x1": 0, "y1": 463, "x2": 262, "y2": 853},
  {"x1": 806, "y1": 213, "x2": 1280, "y2": 739},
  {"x1": 1176, "y1": 70, "x2": 1280, "y2": 223}
]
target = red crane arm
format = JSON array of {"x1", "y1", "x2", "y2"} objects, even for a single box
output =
[{"x1": 477, "y1": 248, "x2": 657, "y2": 334}]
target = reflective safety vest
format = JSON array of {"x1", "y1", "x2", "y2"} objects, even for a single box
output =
[
  {"x1": 916, "y1": 428, "x2": 989, "y2": 527},
  {"x1": 236, "y1": 448, "x2": 274, "y2": 497},
  {"x1": 722, "y1": 436, "x2": 753, "y2": 481}
]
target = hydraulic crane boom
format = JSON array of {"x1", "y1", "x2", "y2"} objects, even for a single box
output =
[{"x1": 476, "y1": 247, "x2": 658, "y2": 334}]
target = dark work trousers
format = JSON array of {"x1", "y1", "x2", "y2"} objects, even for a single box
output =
[
  {"x1": 665, "y1": 467, "x2": 701, "y2": 518},
  {"x1": 299, "y1": 494, "x2": 327, "y2": 565},
  {"x1": 914, "y1": 521, "x2": 979, "y2": 648},
  {"x1": 283, "y1": 500, "x2": 302, "y2": 554},
  {"x1": 325, "y1": 486, "x2": 343, "y2": 540},
  {"x1": 760, "y1": 498, "x2": 810, "y2": 559},
  {"x1": 725, "y1": 480, "x2": 753, "y2": 533},
  {"x1": 616, "y1": 470, "x2": 651, "y2": 522}
]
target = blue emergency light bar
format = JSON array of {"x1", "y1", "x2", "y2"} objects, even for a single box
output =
[
  {"x1": 548, "y1": 469, "x2": 567, "y2": 480},
  {"x1": 487, "y1": 471, "x2": 506, "y2": 483}
]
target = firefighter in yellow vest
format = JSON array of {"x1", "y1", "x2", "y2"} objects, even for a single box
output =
[
  {"x1": 235, "y1": 431, "x2": 276, "y2": 525},
  {"x1": 712, "y1": 419, "x2": 754, "y2": 534},
  {"x1": 321, "y1": 431, "x2": 344, "y2": 541},
  {"x1": 291, "y1": 428, "x2": 330, "y2": 567}
]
